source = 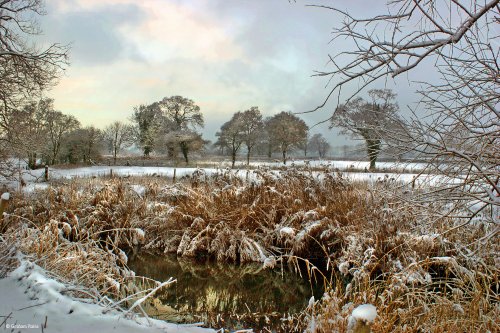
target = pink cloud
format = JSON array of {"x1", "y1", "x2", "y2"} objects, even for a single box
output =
[{"x1": 52, "y1": 0, "x2": 242, "y2": 63}]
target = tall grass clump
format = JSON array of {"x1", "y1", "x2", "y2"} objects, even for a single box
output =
[
  {"x1": 306, "y1": 183, "x2": 499, "y2": 332},
  {"x1": 1, "y1": 179, "x2": 152, "y2": 297}
]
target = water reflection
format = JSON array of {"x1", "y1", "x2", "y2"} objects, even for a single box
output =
[{"x1": 128, "y1": 253, "x2": 323, "y2": 332}]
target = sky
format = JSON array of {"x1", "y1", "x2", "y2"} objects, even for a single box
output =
[{"x1": 38, "y1": 0, "x2": 429, "y2": 146}]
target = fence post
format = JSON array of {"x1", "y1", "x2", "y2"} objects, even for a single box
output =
[
  {"x1": 172, "y1": 168, "x2": 176, "y2": 184},
  {"x1": 0, "y1": 192, "x2": 10, "y2": 222},
  {"x1": 44, "y1": 165, "x2": 49, "y2": 182}
]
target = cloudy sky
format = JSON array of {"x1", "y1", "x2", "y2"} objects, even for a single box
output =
[{"x1": 39, "y1": 0, "x2": 426, "y2": 146}]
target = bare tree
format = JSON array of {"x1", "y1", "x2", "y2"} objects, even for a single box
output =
[
  {"x1": 239, "y1": 107, "x2": 264, "y2": 165},
  {"x1": 132, "y1": 103, "x2": 163, "y2": 157},
  {"x1": 162, "y1": 130, "x2": 205, "y2": 165},
  {"x1": 63, "y1": 126, "x2": 102, "y2": 164},
  {"x1": 4, "y1": 98, "x2": 81, "y2": 167},
  {"x1": 158, "y1": 96, "x2": 204, "y2": 164},
  {"x1": 309, "y1": 133, "x2": 331, "y2": 158},
  {"x1": 0, "y1": 0, "x2": 68, "y2": 117},
  {"x1": 266, "y1": 111, "x2": 308, "y2": 164},
  {"x1": 0, "y1": 0, "x2": 68, "y2": 177},
  {"x1": 103, "y1": 122, "x2": 134, "y2": 165},
  {"x1": 216, "y1": 113, "x2": 245, "y2": 168},
  {"x1": 331, "y1": 89, "x2": 400, "y2": 170},
  {"x1": 314, "y1": 1, "x2": 499, "y2": 238},
  {"x1": 46, "y1": 110, "x2": 80, "y2": 164},
  {"x1": 6, "y1": 98, "x2": 52, "y2": 169}
]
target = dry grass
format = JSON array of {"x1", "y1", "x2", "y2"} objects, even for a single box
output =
[
  {"x1": 0, "y1": 236, "x2": 18, "y2": 278},
  {"x1": 307, "y1": 186, "x2": 499, "y2": 333},
  {"x1": 0, "y1": 167, "x2": 498, "y2": 332},
  {"x1": 145, "y1": 168, "x2": 369, "y2": 262}
]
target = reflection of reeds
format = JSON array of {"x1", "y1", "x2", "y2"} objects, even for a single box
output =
[
  {"x1": 127, "y1": 254, "x2": 319, "y2": 332},
  {"x1": 128, "y1": 256, "x2": 320, "y2": 319}
]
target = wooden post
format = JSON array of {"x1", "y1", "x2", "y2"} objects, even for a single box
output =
[
  {"x1": 110, "y1": 168, "x2": 113, "y2": 178},
  {"x1": 172, "y1": 168, "x2": 176, "y2": 184},
  {"x1": 0, "y1": 192, "x2": 10, "y2": 221},
  {"x1": 18, "y1": 159, "x2": 22, "y2": 192},
  {"x1": 44, "y1": 165, "x2": 49, "y2": 182}
]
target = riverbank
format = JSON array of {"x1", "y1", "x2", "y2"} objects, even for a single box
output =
[{"x1": 0, "y1": 257, "x2": 213, "y2": 333}]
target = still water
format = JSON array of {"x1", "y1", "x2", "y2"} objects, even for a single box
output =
[{"x1": 128, "y1": 253, "x2": 324, "y2": 332}]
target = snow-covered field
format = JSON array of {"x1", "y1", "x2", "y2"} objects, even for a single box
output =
[
  {"x1": 7, "y1": 164, "x2": 435, "y2": 194},
  {"x1": 0, "y1": 259, "x2": 214, "y2": 333},
  {"x1": 238, "y1": 159, "x2": 427, "y2": 172}
]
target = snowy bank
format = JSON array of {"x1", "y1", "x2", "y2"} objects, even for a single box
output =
[{"x1": 0, "y1": 260, "x2": 214, "y2": 333}]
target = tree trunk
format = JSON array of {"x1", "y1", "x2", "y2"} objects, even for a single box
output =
[
  {"x1": 167, "y1": 145, "x2": 176, "y2": 158},
  {"x1": 28, "y1": 152, "x2": 37, "y2": 170},
  {"x1": 366, "y1": 139, "x2": 381, "y2": 170},
  {"x1": 144, "y1": 146, "x2": 151, "y2": 157},
  {"x1": 246, "y1": 146, "x2": 251, "y2": 165},
  {"x1": 282, "y1": 150, "x2": 287, "y2": 165},
  {"x1": 51, "y1": 149, "x2": 56, "y2": 165},
  {"x1": 87, "y1": 142, "x2": 93, "y2": 164},
  {"x1": 231, "y1": 151, "x2": 236, "y2": 168},
  {"x1": 180, "y1": 142, "x2": 189, "y2": 165}
]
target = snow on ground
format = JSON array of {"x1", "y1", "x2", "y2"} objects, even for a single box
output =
[
  {"x1": 0, "y1": 259, "x2": 214, "y2": 333},
  {"x1": 130, "y1": 184, "x2": 146, "y2": 197},
  {"x1": 231, "y1": 159, "x2": 427, "y2": 172},
  {"x1": 43, "y1": 166, "x2": 421, "y2": 184},
  {"x1": 22, "y1": 183, "x2": 50, "y2": 193},
  {"x1": 0, "y1": 161, "x2": 444, "y2": 194}
]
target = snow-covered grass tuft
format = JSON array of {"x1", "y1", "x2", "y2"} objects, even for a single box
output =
[
  {"x1": 350, "y1": 304, "x2": 377, "y2": 323},
  {"x1": 347, "y1": 304, "x2": 377, "y2": 332}
]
